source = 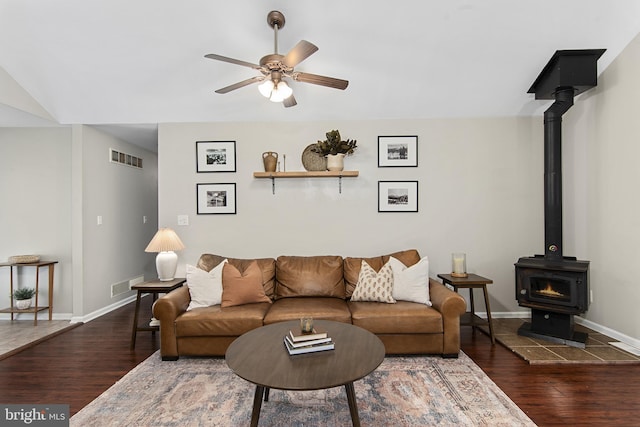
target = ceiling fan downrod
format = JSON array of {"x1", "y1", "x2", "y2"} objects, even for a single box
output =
[{"x1": 267, "y1": 10, "x2": 285, "y2": 55}]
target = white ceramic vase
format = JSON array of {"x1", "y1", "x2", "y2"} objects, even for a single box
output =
[
  {"x1": 15, "y1": 299, "x2": 32, "y2": 310},
  {"x1": 326, "y1": 153, "x2": 345, "y2": 171}
]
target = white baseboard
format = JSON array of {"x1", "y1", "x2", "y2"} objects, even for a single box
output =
[
  {"x1": 575, "y1": 317, "x2": 640, "y2": 352},
  {"x1": 69, "y1": 295, "x2": 137, "y2": 324},
  {"x1": 0, "y1": 312, "x2": 73, "y2": 321}
]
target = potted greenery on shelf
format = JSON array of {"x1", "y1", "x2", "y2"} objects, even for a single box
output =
[
  {"x1": 13, "y1": 287, "x2": 36, "y2": 310},
  {"x1": 312, "y1": 130, "x2": 357, "y2": 171}
]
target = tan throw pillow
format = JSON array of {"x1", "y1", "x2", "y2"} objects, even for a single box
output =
[
  {"x1": 350, "y1": 260, "x2": 396, "y2": 303},
  {"x1": 221, "y1": 260, "x2": 272, "y2": 307}
]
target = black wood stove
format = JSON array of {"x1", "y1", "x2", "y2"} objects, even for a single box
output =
[{"x1": 515, "y1": 49, "x2": 605, "y2": 348}]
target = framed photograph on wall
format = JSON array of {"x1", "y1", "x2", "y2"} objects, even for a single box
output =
[
  {"x1": 197, "y1": 183, "x2": 237, "y2": 214},
  {"x1": 378, "y1": 135, "x2": 418, "y2": 167},
  {"x1": 378, "y1": 181, "x2": 419, "y2": 212},
  {"x1": 196, "y1": 141, "x2": 237, "y2": 172}
]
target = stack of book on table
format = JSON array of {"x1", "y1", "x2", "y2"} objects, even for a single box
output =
[{"x1": 284, "y1": 328, "x2": 334, "y2": 355}]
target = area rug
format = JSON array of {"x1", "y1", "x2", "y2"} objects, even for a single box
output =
[
  {"x1": 71, "y1": 351, "x2": 534, "y2": 426},
  {"x1": 477, "y1": 318, "x2": 640, "y2": 365}
]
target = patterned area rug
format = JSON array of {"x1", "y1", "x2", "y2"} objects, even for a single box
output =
[{"x1": 71, "y1": 351, "x2": 534, "y2": 426}]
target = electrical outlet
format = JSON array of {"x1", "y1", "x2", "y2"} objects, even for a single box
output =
[
  {"x1": 97, "y1": 215, "x2": 103, "y2": 225},
  {"x1": 143, "y1": 215, "x2": 147, "y2": 224},
  {"x1": 590, "y1": 289, "x2": 594, "y2": 304}
]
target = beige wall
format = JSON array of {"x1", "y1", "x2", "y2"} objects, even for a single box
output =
[
  {"x1": 0, "y1": 127, "x2": 73, "y2": 316},
  {"x1": 562, "y1": 32, "x2": 640, "y2": 341},
  {"x1": 158, "y1": 117, "x2": 543, "y2": 315},
  {"x1": 0, "y1": 125, "x2": 158, "y2": 320},
  {"x1": 75, "y1": 125, "x2": 159, "y2": 318}
]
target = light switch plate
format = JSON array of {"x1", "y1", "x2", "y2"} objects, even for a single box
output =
[{"x1": 178, "y1": 215, "x2": 189, "y2": 226}]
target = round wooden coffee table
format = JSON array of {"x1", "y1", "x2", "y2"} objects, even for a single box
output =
[{"x1": 225, "y1": 320, "x2": 385, "y2": 427}]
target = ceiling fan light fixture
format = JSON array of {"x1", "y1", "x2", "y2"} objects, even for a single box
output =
[
  {"x1": 269, "y1": 81, "x2": 293, "y2": 102},
  {"x1": 258, "y1": 79, "x2": 274, "y2": 98}
]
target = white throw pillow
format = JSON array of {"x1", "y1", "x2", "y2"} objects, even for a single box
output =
[
  {"x1": 350, "y1": 260, "x2": 396, "y2": 303},
  {"x1": 186, "y1": 260, "x2": 227, "y2": 311},
  {"x1": 389, "y1": 256, "x2": 431, "y2": 306}
]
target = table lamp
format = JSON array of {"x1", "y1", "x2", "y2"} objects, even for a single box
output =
[{"x1": 145, "y1": 228, "x2": 185, "y2": 281}]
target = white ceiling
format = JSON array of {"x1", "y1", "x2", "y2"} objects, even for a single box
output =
[{"x1": 1, "y1": 1, "x2": 640, "y2": 150}]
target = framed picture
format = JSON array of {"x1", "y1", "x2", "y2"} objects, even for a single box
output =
[
  {"x1": 197, "y1": 183, "x2": 237, "y2": 214},
  {"x1": 196, "y1": 141, "x2": 236, "y2": 172},
  {"x1": 378, "y1": 135, "x2": 418, "y2": 167},
  {"x1": 378, "y1": 181, "x2": 419, "y2": 212}
]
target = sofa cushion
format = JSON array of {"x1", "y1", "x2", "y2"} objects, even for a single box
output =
[
  {"x1": 350, "y1": 260, "x2": 396, "y2": 303},
  {"x1": 348, "y1": 300, "x2": 443, "y2": 334},
  {"x1": 221, "y1": 261, "x2": 272, "y2": 307},
  {"x1": 344, "y1": 249, "x2": 421, "y2": 298},
  {"x1": 389, "y1": 256, "x2": 431, "y2": 306},
  {"x1": 197, "y1": 254, "x2": 276, "y2": 299},
  {"x1": 185, "y1": 261, "x2": 227, "y2": 311},
  {"x1": 263, "y1": 297, "x2": 352, "y2": 324},
  {"x1": 275, "y1": 255, "x2": 345, "y2": 299},
  {"x1": 175, "y1": 302, "x2": 271, "y2": 337}
]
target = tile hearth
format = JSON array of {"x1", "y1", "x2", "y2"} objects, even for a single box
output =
[{"x1": 478, "y1": 318, "x2": 640, "y2": 365}]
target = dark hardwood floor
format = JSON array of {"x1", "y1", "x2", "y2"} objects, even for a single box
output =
[{"x1": 1, "y1": 297, "x2": 639, "y2": 425}]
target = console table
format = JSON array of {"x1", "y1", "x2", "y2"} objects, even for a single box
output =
[{"x1": 0, "y1": 260, "x2": 58, "y2": 326}]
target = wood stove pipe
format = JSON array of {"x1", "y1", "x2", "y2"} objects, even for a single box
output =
[
  {"x1": 543, "y1": 87, "x2": 574, "y2": 260},
  {"x1": 527, "y1": 49, "x2": 606, "y2": 261}
]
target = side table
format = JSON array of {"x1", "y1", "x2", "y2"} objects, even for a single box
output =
[
  {"x1": 437, "y1": 273, "x2": 495, "y2": 344},
  {"x1": 0, "y1": 261, "x2": 58, "y2": 326},
  {"x1": 130, "y1": 277, "x2": 185, "y2": 349}
]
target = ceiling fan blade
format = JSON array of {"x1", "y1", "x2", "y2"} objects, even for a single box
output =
[
  {"x1": 283, "y1": 94, "x2": 297, "y2": 108},
  {"x1": 215, "y1": 76, "x2": 263, "y2": 94},
  {"x1": 282, "y1": 40, "x2": 318, "y2": 68},
  {"x1": 294, "y1": 72, "x2": 349, "y2": 90},
  {"x1": 205, "y1": 54, "x2": 262, "y2": 70}
]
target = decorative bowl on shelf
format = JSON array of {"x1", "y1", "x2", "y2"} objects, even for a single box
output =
[{"x1": 301, "y1": 144, "x2": 327, "y2": 171}]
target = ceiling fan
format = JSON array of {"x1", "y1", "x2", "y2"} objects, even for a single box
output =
[{"x1": 205, "y1": 10, "x2": 349, "y2": 108}]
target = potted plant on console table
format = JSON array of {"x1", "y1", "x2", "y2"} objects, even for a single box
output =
[
  {"x1": 13, "y1": 287, "x2": 37, "y2": 310},
  {"x1": 312, "y1": 130, "x2": 357, "y2": 171}
]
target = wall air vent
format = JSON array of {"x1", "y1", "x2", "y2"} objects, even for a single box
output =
[{"x1": 110, "y1": 148, "x2": 143, "y2": 169}]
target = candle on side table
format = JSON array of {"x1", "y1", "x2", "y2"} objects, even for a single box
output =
[{"x1": 451, "y1": 253, "x2": 468, "y2": 278}]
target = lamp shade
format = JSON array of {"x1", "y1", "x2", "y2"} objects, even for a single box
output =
[
  {"x1": 258, "y1": 79, "x2": 274, "y2": 98},
  {"x1": 269, "y1": 81, "x2": 293, "y2": 102},
  {"x1": 145, "y1": 228, "x2": 185, "y2": 281},
  {"x1": 145, "y1": 228, "x2": 185, "y2": 253},
  {"x1": 258, "y1": 78, "x2": 293, "y2": 103}
]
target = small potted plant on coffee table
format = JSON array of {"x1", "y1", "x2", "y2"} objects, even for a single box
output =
[
  {"x1": 13, "y1": 287, "x2": 36, "y2": 310},
  {"x1": 312, "y1": 130, "x2": 357, "y2": 171}
]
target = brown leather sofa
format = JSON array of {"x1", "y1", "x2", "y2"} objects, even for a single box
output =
[{"x1": 153, "y1": 249, "x2": 466, "y2": 360}]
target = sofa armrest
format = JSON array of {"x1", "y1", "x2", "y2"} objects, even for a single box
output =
[
  {"x1": 428, "y1": 278, "x2": 467, "y2": 356},
  {"x1": 152, "y1": 285, "x2": 190, "y2": 360}
]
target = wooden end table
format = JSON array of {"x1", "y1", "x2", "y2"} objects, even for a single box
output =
[
  {"x1": 437, "y1": 273, "x2": 495, "y2": 344},
  {"x1": 226, "y1": 320, "x2": 385, "y2": 427},
  {"x1": 130, "y1": 277, "x2": 185, "y2": 349}
]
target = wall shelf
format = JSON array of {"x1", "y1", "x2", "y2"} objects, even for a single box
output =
[{"x1": 253, "y1": 171, "x2": 359, "y2": 194}]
